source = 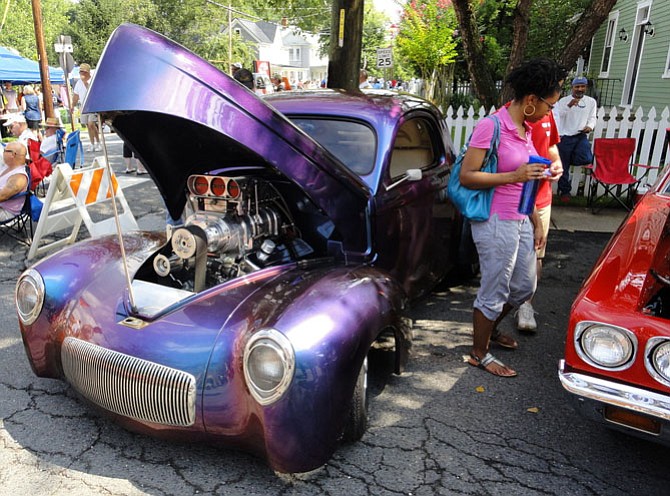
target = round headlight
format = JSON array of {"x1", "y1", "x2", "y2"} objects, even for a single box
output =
[
  {"x1": 15, "y1": 269, "x2": 45, "y2": 325},
  {"x1": 577, "y1": 323, "x2": 635, "y2": 369},
  {"x1": 646, "y1": 339, "x2": 670, "y2": 387},
  {"x1": 243, "y1": 329, "x2": 294, "y2": 405}
]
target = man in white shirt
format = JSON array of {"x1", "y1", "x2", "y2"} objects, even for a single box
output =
[
  {"x1": 71, "y1": 63, "x2": 101, "y2": 152},
  {"x1": 555, "y1": 76, "x2": 598, "y2": 200},
  {"x1": 4, "y1": 113, "x2": 37, "y2": 151}
]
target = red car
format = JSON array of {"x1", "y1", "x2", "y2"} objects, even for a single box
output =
[{"x1": 560, "y1": 166, "x2": 670, "y2": 443}]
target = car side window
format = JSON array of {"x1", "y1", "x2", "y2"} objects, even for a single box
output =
[
  {"x1": 389, "y1": 118, "x2": 435, "y2": 179},
  {"x1": 291, "y1": 118, "x2": 376, "y2": 175}
]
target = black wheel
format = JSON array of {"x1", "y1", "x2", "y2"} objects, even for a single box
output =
[{"x1": 341, "y1": 356, "x2": 368, "y2": 442}]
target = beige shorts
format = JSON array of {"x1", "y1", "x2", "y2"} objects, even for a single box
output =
[
  {"x1": 79, "y1": 113, "x2": 98, "y2": 125},
  {"x1": 536, "y1": 204, "x2": 551, "y2": 259}
]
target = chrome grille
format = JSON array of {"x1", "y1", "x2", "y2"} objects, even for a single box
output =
[{"x1": 61, "y1": 337, "x2": 196, "y2": 427}]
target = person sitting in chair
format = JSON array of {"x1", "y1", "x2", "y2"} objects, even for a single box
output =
[
  {"x1": 0, "y1": 142, "x2": 29, "y2": 221},
  {"x1": 40, "y1": 117, "x2": 66, "y2": 164}
]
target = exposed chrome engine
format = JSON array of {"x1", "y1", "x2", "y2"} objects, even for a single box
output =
[{"x1": 149, "y1": 174, "x2": 313, "y2": 292}]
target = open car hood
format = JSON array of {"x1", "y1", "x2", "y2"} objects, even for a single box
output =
[{"x1": 83, "y1": 24, "x2": 372, "y2": 255}]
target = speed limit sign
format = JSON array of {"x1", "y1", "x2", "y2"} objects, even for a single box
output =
[{"x1": 377, "y1": 48, "x2": 393, "y2": 68}]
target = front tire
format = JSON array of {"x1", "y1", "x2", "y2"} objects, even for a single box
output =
[{"x1": 342, "y1": 356, "x2": 368, "y2": 442}]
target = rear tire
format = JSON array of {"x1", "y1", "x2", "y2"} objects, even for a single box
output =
[{"x1": 342, "y1": 356, "x2": 368, "y2": 442}]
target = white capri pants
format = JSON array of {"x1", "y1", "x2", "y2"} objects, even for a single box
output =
[{"x1": 471, "y1": 214, "x2": 537, "y2": 321}]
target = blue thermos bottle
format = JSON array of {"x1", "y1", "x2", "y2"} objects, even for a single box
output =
[{"x1": 518, "y1": 155, "x2": 552, "y2": 215}]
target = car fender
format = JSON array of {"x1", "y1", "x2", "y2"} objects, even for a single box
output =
[
  {"x1": 18, "y1": 232, "x2": 165, "y2": 377},
  {"x1": 203, "y1": 263, "x2": 408, "y2": 473}
]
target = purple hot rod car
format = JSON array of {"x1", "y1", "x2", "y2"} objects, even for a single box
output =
[{"x1": 16, "y1": 24, "x2": 466, "y2": 473}]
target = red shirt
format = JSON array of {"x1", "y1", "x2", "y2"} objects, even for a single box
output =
[{"x1": 527, "y1": 112, "x2": 559, "y2": 208}]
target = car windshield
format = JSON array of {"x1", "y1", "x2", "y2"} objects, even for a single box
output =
[{"x1": 291, "y1": 118, "x2": 376, "y2": 175}]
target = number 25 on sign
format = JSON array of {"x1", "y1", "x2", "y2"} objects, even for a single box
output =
[{"x1": 377, "y1": 48, "x2": 393, "y2": 68}]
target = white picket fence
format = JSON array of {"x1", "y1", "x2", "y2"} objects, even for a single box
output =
[{"x1": 445, "y1": 105, "x2": 670, "y2": 198}]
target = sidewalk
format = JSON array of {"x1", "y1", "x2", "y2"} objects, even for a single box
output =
[{"x1": 550, "y1": 204, "x2": 627, "y2": 233}]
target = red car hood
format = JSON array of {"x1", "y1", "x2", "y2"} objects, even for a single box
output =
[{"x1": 577, "y1": 193, "x2": 670, "y2": 312}]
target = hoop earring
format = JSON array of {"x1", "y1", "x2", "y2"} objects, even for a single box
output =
[{"x1": 523, "y1": 104, "x2": 536, "y2": 117}]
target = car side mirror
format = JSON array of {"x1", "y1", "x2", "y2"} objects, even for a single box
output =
[{"x1": 385, "y1": 169, "x2": 422, "y2": 191}]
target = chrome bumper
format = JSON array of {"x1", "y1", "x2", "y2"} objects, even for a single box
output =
[{"x1": 558, "y1": 359, "x2": 670, "y2": 422}]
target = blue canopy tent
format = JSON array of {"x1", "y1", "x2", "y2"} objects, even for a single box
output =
[{"x1": 0, "y1": 47, "x2": 65, "y2": 84}]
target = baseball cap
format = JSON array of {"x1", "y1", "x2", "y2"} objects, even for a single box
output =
[
  {"x1": 572, "y1": 76, "x2": 588, "y2": 86},
  {"x1": 79, "y1": 63, "x2": 91, "y2": 73},
  {"x1": 232, "y1": 62, "x2": 242, "y2": 69},
  {"x1": 3, "y1": 113, "x2": 26, "y2": 126}
]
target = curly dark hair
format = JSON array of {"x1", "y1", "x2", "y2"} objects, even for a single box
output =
[{"x1": 505, "y1": 58, "x2": 568, "y2": 100}]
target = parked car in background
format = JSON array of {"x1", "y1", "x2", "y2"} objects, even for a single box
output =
[
  {"x1": 16, "y1": 23, "x2": 469, "y2": 473},
  {"x1": 560, "y1": 164, "x2": 670, "y2": 445}
]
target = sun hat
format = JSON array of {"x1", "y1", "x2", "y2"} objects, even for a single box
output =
[
  {"x1": 572, "y1": 76, "x2": 588, "y2": 86},
  {"x1": 3, "y1": 113, "x2": 26, "y2": 126},
  {"x1": 42, "y1": 117, "x2": 64, "y2": 128}
]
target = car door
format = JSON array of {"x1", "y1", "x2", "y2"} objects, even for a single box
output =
[{"x1": 374, "y1": 113, "x2": 457, "y2": 299}]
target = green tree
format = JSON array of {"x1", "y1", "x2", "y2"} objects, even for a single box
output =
[
  {"x1": 450, "y1": 0, "x2": 619, "y2": 107},
  {"x1": 67, "y1": 0, "x2": 161, "y2": 64},
  {"x1": 359, "y1": 4, "x2": 388, "y2": 77},
  {"x1": 395, "y1": 0, "x2": 458, "y2": 109},
  {"x1": 0, "y1": 0, "x2": 70, "y2": 65}
]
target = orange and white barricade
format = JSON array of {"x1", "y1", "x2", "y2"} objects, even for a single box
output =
[{"x1": 28, "y1": 157, "x2": 138, "y2": 260}]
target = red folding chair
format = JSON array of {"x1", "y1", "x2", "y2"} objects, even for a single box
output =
[
  {"x1": 586, "y1": 138, "x2": 658, "y2": 213},
  {"x1": 27, "y1": 139, "x2": 54, "y2": 197}
]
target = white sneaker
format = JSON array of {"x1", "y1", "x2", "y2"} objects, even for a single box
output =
[
  {"x1": 515, "y1": 302, "x2": 537, "y2": 332},
  {"x1": 94, "y1": 143, "x2": 102, "y2": 151},
  {"x1": 86, "y1": 144, "x2": 93, "y2": 152}
]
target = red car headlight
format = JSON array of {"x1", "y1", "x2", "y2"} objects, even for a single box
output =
[
  {"x1": 645, "y1": 338, "x2": 670, "y2": 387},
  {"x1": 575, "y1": 321, "x2": 636, "y2": 370}
]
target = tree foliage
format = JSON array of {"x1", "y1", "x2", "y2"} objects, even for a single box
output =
[
  {"x1": 395, "y1": 0, "x2": 457, "y2": 108},
  {"x1": 0, "y1": 0, "x2": 70, "y2": 64},
  {"x1": 450, "y1": 0, "x2": 618, "y2": 107},
  {"x1": 359, "y1": 5, "x2": 388, "y2": 76},
  {"x1": 68, "y1": 0, "x2": 161, "y2": 64}
]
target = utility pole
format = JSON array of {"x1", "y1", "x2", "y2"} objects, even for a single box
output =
[
  {"x1": 327, "y1": 0, "x2": 364, "y2": 90},
  {"x1": 228, "y1": 3, "x2": 232, "y2": 74},
  {"x1": 31, "y1": 0, "x2": 54, "y2": 118}
]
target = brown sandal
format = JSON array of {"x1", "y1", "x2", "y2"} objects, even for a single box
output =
[
  {"x1": 468, "y1": 352, "x2": 517, "y2": 377},
  {"x1": 490, "y1": 330, "x2": 518, "y2": 350}
]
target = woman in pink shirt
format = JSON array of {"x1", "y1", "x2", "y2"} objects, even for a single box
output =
[{"x1": 459, "y1": 58, "x2": 567, "y2": 377}]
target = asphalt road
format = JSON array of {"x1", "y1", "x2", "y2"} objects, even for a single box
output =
[{"x1": 1, "y1": 135, "x2": 669, "y2": 495}]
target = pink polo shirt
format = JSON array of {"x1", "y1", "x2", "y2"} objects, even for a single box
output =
[{"x1": 469, "y1": 106, "x2": 538, "y2": 220}]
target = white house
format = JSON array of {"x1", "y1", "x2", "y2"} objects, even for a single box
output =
[{"x1": 227, "y1": 19, "x2": 328, "y2": 86}]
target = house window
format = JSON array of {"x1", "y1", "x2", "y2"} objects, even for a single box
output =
[
  {"x1": 234, "y1": 28, "x2": 241, "y2": 36},
  {"x1": 289, "y1": 48, "x2": 301, "y2": 63},
  {"x1": 599, "y1": 12, "x2": 618, "y2": 77}
]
